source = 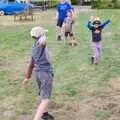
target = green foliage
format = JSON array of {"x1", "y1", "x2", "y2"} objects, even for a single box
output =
[
  {"x1": 65, "y1": 85, "x2": 77, "y2": 97},
  {"x1": 31, "y1": 0, "x2": 59, "y2": 7},
  {"x1": 81, "y1": 1, "x2": 91, "y2": 6},
  {"x1": 71, "y1": 0, "x2": 78, "y2": 5},
  {"x1": 50, "y1": 0, "x2": 59, "y2": 8},
  {"x1": 95, "y1": 110, "x2": 110, "y2": 118},
  {"x1": 92, "y1": 0, "x2": 120, "y2": 9}
]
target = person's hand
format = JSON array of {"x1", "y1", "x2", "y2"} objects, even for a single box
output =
[
  {"x1": 55, "y1": 12, "x2": 58, "y2": 20},
  {"x1": 72, "y1": 14, "x2": 76, "y2": 21},
  {"x1": 55, "y1": 15, "x2": 58, "y2": 20},
  {"x1": 40, "y1": 41, "x2": 46, "y2": 47},
  {"x1": 110, "y1": 15, "x2": 114, "y2": 20},
  {"x1": 90, "y1": 16, "x2": 94, "y2": 21},
  {"x1": 22, "y1": 78, "x2": 29, "y2": 87}
]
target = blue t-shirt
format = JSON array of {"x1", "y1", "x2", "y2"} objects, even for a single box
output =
[{"x1": 56, "y1": 2, "x2": 72, "y2": 20}]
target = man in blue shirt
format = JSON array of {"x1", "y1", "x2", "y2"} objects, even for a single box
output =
[{"x1": 56, "y1": 0, "x2": 75, "y2": 40}]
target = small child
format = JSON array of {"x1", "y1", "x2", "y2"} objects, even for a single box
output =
[
  {"x1": 22, "y1": 26, "x2": 54, "y2": 120},
  {"x1": 87, "y1": 16, "x2": 110, "y2": 64},
  {"x1": 63, "y1": 10, "x2": 77, "y2": 47}
]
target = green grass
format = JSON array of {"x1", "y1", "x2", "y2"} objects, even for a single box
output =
[{"x1": 0, "y1": 9, "x2": 120, "y2": 120}]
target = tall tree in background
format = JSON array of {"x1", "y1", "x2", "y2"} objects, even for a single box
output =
[{"x1": 111, "y1": 0, "x2": 117, "y2": 8}]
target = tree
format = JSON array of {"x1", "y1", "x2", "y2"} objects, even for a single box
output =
[
  {"x1": 111, "y1": 0, "x2": 117, "y2": 3},
  {"x1": 111, "y1": 0, "x2": 117, "y2": 8}
]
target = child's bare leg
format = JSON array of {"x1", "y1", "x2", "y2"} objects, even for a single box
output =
[
  {"x1": 56, "y1": 26, "x2": 62, "y2": 40},
  {"x1": 70, "y1": 33, "x2": 77, "y2": 47},
  {"x1": 70, "y1": 26, "x2": 77, "y2": 47},
  {"x1": 33, "y1": 99, "x2": 50, "y2": 120}
]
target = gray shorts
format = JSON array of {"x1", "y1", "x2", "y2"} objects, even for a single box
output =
[{"x1": 35, "y1": 71, "x2": 53, "y2": 99}]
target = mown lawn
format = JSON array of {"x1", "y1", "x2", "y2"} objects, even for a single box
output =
[{"x1": 0, "y1": 9, "x2": 120, "y2": 120}]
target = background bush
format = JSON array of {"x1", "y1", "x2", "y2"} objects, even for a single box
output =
[
  {"x1": 92, "y1": 0, "x2": 120, "y2": 9},
  {"x1": 71, "y1": 0, "x2": 78, "y2": 5},
  {"x1": 30, "y1": 0, "x2": 59, "y2": 7},
  {"x1": 30, "y1": 0, "x2": 120, "y2": 8}
]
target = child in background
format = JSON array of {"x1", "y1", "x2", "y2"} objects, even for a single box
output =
[
  {"x1": 63, "y1": 10, "x2": 77, "y2": 47},
  {"x1": 87, "y1": 16, "x2": 110, "y2": 64},
  {"x1": 22, "y1": 26, "x2": 54, "y2": 120}
]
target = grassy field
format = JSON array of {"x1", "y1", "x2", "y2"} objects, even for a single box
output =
[{"x1": 0, "y1": 9, "x2": 120, "y2": 120}]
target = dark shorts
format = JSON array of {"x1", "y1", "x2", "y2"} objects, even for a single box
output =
[
  {"x1": 35, "y1": 71, "x2": 54, "y2": 99},
  {"x1": 57, "y1": 19, "x2": 64, "y2": 27},
  {"x1": 65, "y1": 32, "x2": 74, "y2": 37}
]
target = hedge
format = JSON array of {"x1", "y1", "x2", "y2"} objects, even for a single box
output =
[
  {"x1": 31, "y1": 0, "x2": 59, "y2": 7},
  {"x1": 92, "y1": 0, "x2": 120, "y2": 9},
  {"x1": 71, "y1": 0, "x2": 78, "y2": 5}
]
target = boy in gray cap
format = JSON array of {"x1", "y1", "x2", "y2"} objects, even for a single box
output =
[{"x1": 22, "y1": 26, "x2": 54, "y2": 120}]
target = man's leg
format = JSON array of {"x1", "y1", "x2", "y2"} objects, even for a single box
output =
[
  {"x1": 56, "y1": 19, "x2": 64, "y2": 40},
  {"x1": 34, "y1": 72, "x2": 54, "y2": 120},
  {"x1": 56, "y1": 26, "x2": 62, "y2": 40},
  {"x1": 33, "y1": 99, "x2": 50, "y2": 120}
]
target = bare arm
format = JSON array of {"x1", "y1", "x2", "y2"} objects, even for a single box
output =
[
  {"x1": 71, "y1": 9, "x2": 76, "y2": 21},
  {"x1": 25, "y1": 58, "x2": 34, "y2": 79},
  {"x1": 22, "y1": 58, "x2": 34, "y2": 87},
  {"x1": 87, "y1": 16, "x2": 94, "y2": 30},
  {"x1": 56, "y1": 11, "x2": 59, "y2": 19}
]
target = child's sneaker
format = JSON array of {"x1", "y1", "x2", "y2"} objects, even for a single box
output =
[
  {"x1": 41, "y1": 112, "x2": 54, "y2": 120},
  {"x1": 57, "y1": 36, "x2": 61, "y2": 41},
  {"x1": 91, "y1": 56, "x2": 94, "y2": 64}
]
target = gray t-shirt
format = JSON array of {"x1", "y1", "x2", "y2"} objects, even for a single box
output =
[{"x1": 32, "y1": 35, "x2": 53, "y2": 73}]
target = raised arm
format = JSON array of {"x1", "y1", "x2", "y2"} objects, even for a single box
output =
[
  {"x1": 68, "y1": 4, "x2": 76, "y2": 21},
  {"x1": 87, "y1": 21, "x2": 94, "y2": 30},
  {"x1": 87, "y1": 16, "x2": 94, "y2": 30},
  {"x1": 100, "y1": 20, "x2": 110, "y2": 29}
]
